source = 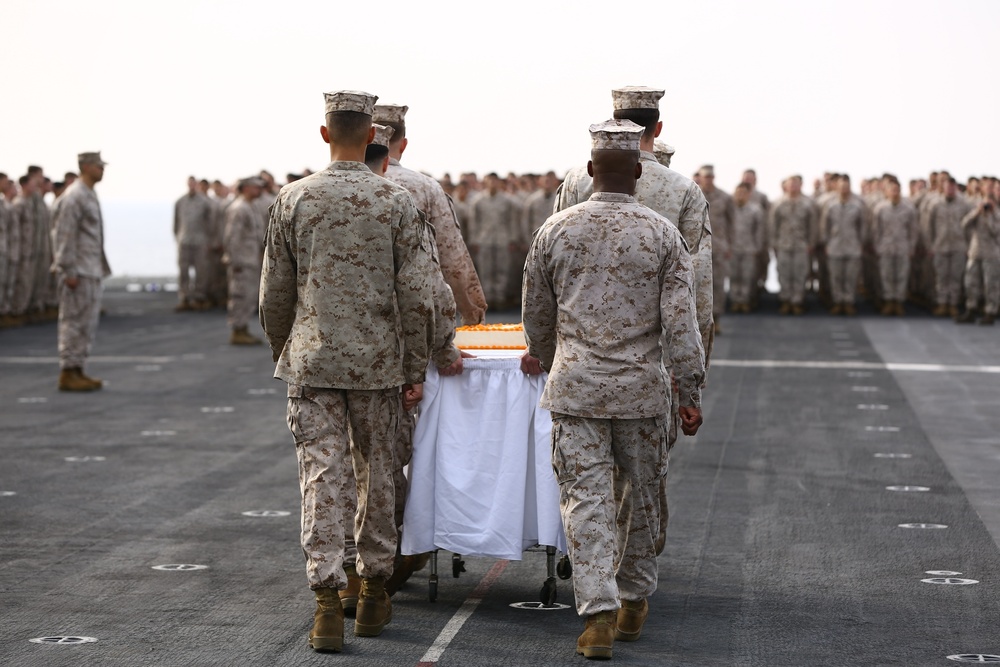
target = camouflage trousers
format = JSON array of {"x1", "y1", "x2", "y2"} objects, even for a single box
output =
[
  {"x1": 965, "y1": 258, "x2": 1000, "y2": 315},
  {"x1": 712, "y1": 251, "x2": 729, "y2": 316},
  {"x1": 343, "y1": 402, "x2": 414, "y2": 566},
  {"x1": 287, "y1": 384, "x2": 400, "y2": 590},
  {"x1": 828, "y1": 256, "x2": 861, "y2": 305},
  {"x1": 551, "y1": 412, "x2": 669, "y2": 616},
  {"x1": 878, "y1": 254, "x2": 910, "y2": 301},
  {"x1": 57, "y1": 277, "x2": 103, "y2": 370},
  {"x1": 729, "y1": 252, "x2": 758, "y2": 306},
  {"x1": 226, "y1": 263, "x2": 259, "y2": 330},
  {"x1": 934, "y1": 252, "x2": 966, "y2": 307},
  {"x1": 177, "y1": 243, "x2": 210, "y2": 305},
  {"x1": 776, "y1": 249, "x2": 809, "y2": 305}
]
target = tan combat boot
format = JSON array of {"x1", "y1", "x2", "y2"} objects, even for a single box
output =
[
  {"x1": 229, "y1": 327, "x2": 262, "y2": 345},
  {"x1": 58, "y1": 368, "x2": 98, "y2": 392},
  {"x1": 576, "y1": 610, "x2": 616, "y2": 659},
  {"x1": 615, "y1": 598, "x2": 649, "y2": 642},
  {"x1": 340, "y1": 564, "x2": 361, "y2": 617},
  {"x1": 78, "y1": 369, "x2": 104, "y2": 390},
  {"x1": 309, "y1": 587, "x2": 344, "y2": 652},
  {"x1": 354, "y1": 576, "x2": 392, "y2": 637}
]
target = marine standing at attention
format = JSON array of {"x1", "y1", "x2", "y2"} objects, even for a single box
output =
[
  {"x1": 50, "y1": 152, "x2": 112, "y2": 391},
  {"x1": 223, "y1": 176, "x2": 265, "y2": 345},
  {"x1": 259, "y1": 90, "x2": 435, "y2": 653}
]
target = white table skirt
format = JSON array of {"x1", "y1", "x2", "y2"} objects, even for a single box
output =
[{"x1": 402, "y1": 351, "x2": 567, "y2": 560}]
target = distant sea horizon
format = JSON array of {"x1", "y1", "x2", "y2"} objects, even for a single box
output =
[{"x1": 102, "y1": 199, "x2": 177, "y2": 278}]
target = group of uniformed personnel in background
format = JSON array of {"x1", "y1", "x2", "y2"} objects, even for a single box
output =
[
  {"x1": 166, "y1": 162, "x2": 1000, "y2": 343},
  {"x1": 0, "y1": 167, "x2": 69, "y2": 329},
  {"x1": 691, "y1": 168, "x2": 1000, "y2": 326}
]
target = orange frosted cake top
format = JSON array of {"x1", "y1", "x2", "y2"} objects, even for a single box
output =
[
  {"x1": 455, "y1": 323, "x2": 524, "y2": 332},
  {"x1": 454, "y1": 323, "x2": 526, "y2": 349}
]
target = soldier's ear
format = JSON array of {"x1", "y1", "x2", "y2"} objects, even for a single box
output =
[
  {"x1": 635, "y1": 162, "x2": 643, "y2": 180},
  {"x1": 587, "y1": 161, "x2": 594, "y2": 178},
  {"x1": 367, "y1": 125, "x2": 376, "y2": 144},
  {"x1": 320, "y1": 125, "x2": 331, "y2": 145},
  {"x1": 654, "y1": 121, "x2": 662, "y2": 138}
]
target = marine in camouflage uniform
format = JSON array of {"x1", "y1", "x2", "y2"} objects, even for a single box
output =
[
  {"x1": 959, "y1": 198, "x2": 1000, "y2": 324},
  {"x1": 729, "y1": 183, "x2": 766, "y2": 312},
  {"x1": 259, "y1": 91, "x2": 436, "y2": 650},
  {"x1": 374, "y1": 103, "x2": 487, "y2": 324},
  {"x1": 468, "y1": 174, "x2": 519, "y2": 307},
  {"x1": 927, "y1": 178, "x2": 972, "y2": 316},
  {"x1": 553, "y1": 90, "x2": 713, "y2": 598},
  {"x1": 523, "y1": 120, "x2": 704, "y2": 659},
  {"x1": 769, "y1": 176, "x2": 818, "y2": 314},
  {"x1": 870, "y1": 179, "x2": 918, "y2": 315},
  {"x1": 10, "y1": 177, "x2": 38, "y2": 324},
  {"x1": 819, "y1": 176, "x2": 865, "y2": 314},
  {"x1": 339, "y1": 125, "x2": 463, "y2": 604},
  {"x1": 223, "y1": 178, "x2": 265, "y2": 344},
  {"x1": 50, "y1": 153, "x2": 112, "y2": 391},
  {"x1": 174, "y1": 176, "x2": 214, "y2": 310}
]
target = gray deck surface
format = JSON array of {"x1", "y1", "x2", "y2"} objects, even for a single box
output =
[{"x1": 1, "y1": 289, "x2": 998, "y2": 666}]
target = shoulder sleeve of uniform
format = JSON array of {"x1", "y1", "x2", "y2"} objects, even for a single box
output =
[{"x1": 259, "y1": 190, "x2": 298, "y2": 359}]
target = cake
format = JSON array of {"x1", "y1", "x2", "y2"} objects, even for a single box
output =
[{"x1": 453, "y1": 323, "x2": 526, "y2": 350}]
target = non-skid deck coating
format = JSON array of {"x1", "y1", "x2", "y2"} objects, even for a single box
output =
[{"x1": 1, "y1": 290, "x2": 998, "y2": 666}]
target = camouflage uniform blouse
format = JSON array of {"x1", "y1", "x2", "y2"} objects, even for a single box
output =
[
  {"x1": 259, "y1": 161, "x2": 435, "y2": 390},
  {"x1": 523, "y1": 192, "x2": 704, "y2": 419}
]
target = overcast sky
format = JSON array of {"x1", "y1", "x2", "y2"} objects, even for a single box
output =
[{"x1": 4, "y1": 0, "x2": 999, "y2": 273}]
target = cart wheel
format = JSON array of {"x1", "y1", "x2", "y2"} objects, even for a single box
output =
[
  {"x1": 429, "y1": 574, "x2": 438, "y2": 602},
  {"x1": 451, "y1": 554, "x2": 466, "y2": 578},
  {"x1": 540, "y1": 577, "x2": 557, "y2": 607},
  {"x1": 557, "y1": 555, "x2": 572, "y2": 580}
]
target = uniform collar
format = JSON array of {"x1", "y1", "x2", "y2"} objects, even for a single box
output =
[
  {"x1": 327, "y1": 160, "x2": 371, "y2": 172},
  {"x1": 589, "y1": 192, "x2": 636, "y2": 204}
]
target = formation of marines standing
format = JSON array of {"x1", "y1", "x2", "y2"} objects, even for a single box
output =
[
  {"x1": 727, "y1": 170, "x2": 1000, "y2": 324},
  {"x1": 0, "y1": 167, "x2": 63, "y2": 329}
]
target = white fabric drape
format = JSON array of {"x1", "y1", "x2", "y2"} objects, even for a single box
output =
[{"x1": 402, "y1": 351, "x2": 567, "y2": 559}]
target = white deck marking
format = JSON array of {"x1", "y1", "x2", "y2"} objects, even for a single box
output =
[
  {"x1": 416, "y1": 560, "x2": 509, "y2": 665},
  {"x1": 0, "y1": 355, "x2": 175, "y2": 364},
  {"x1": 711, "y1": 359, "x2": 1000, "y2": 373}
]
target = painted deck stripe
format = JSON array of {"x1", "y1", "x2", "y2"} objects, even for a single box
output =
[
  {"x1": 416, "y1": 559, "x2": 509, "y2": 665},
  {"x1": 711, "y1": 359, "x2": 1000, "y2": 373},
  {"x1": 0, "y1": 355, "x2": 176, "y2": 364}
]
